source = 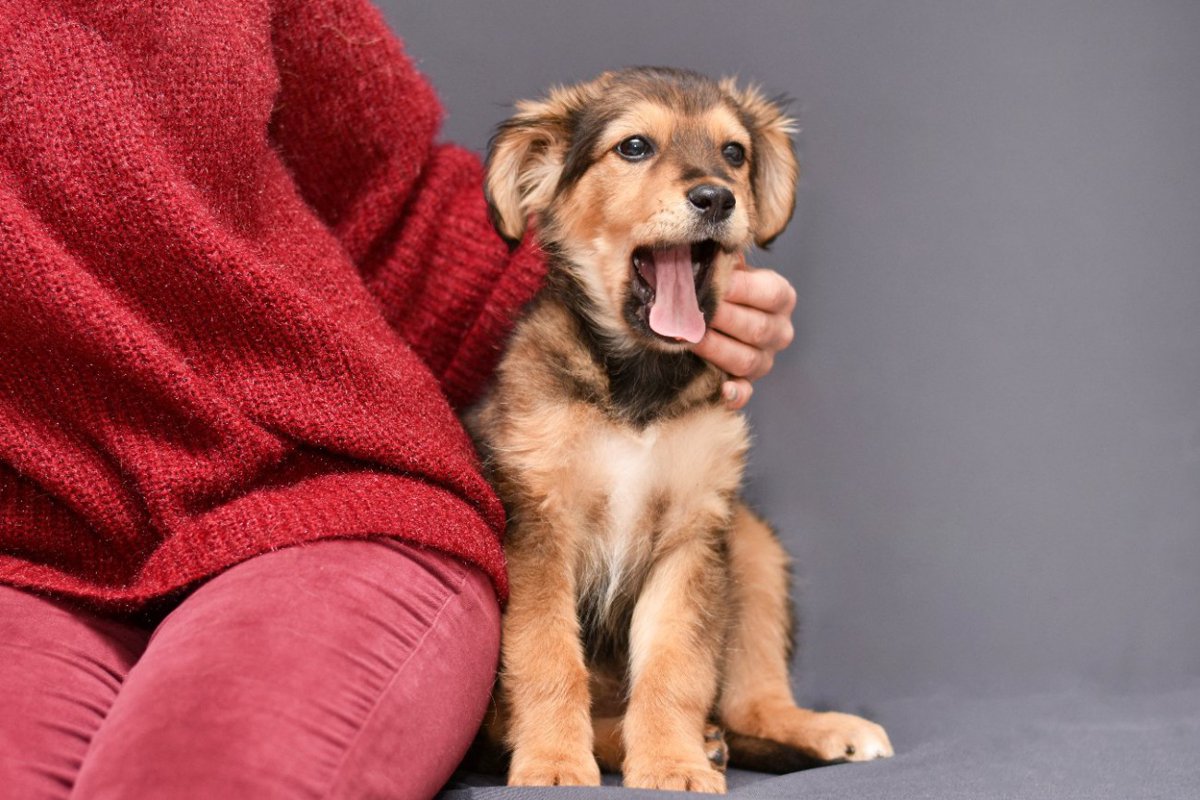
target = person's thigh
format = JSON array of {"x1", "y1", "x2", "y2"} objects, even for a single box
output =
[
  {"x1": 70, "y1": 538, "x2": 501, "y2": 800},
  {"x1": 0, "y1": 586, "x2": 149, "y2": 800}
]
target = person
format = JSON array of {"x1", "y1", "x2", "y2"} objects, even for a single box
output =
[{"x1": 0, "y1": 1, "x2": 797, "y2": 797}]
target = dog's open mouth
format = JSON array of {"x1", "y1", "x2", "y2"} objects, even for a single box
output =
[{"x1": 631, "y1": 239, "x2": 718, "y2": 343}]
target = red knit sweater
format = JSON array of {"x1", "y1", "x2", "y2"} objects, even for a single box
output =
[{"x1": 0, "y1": 0, "x2": 546, "y2": 611}]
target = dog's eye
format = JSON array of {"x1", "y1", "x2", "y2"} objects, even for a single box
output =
[
  {"x1": 615, "y1": 136, "x2": 654, "y2": 161},
  {"x1": 722, "y1": 142, "x2": 746, "y2": 167}
]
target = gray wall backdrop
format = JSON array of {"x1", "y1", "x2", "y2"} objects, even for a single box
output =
[{"x1": 377, "y1": 1, "x2": 1200, "y2": 705}]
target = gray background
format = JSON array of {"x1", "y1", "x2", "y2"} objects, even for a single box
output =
[{"x1": 379, "y1": 1, "x2": 1200, "y2": 707}]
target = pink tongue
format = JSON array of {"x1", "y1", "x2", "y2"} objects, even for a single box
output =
[{"x1": 648, "y1": 245, "x2": 706, "y2": 343}]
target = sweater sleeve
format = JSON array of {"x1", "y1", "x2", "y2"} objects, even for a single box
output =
[{"x1": 266, "y1": 0, "x2": 545, "y2": 409}]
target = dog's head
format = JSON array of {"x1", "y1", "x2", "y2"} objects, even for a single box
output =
[{"x1": 486, "y1": 67, "x2": 797, "y2": 350}]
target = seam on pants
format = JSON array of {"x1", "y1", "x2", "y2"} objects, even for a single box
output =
[{"x1": 319, "y1": 560, "x2": 472, "y2": 798}]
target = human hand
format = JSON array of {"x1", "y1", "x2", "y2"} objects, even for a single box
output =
[{"x1": 693, "y1": 259, "x2": 797, "y2": 409}]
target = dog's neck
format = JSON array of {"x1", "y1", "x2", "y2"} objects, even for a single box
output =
[{"x1": 543, "y1": 258, "x2": 720, "y2": 428}]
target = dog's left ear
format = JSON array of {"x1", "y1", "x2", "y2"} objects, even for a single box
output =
[
  {"x1": 484, "y1": 90, "x2": 579, "y2": 244},
  {"x1": 723, "y1": 80, "x2": 798, "y2": 247}
]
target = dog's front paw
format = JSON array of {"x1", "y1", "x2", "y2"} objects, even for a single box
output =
[
  {"x1": 803, "y1": 711, "x2": 894, "y2": 762},
  {"x1": 508, "y1": 752, "x2": 601, "y2": 787},
  {"x1": 624, "y1": 758, "x2": 727, "y2": 794}
]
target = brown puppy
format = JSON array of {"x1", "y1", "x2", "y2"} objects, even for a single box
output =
[{"x1": 469, "y1": 67, "x2": 893, "y2": 793}]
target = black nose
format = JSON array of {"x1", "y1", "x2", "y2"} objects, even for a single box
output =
[{"x1": 687, "y1": 184, "x2": 735, "y2": 223}]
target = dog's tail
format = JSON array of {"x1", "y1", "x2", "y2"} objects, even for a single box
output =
[{"x1": 724, "y1": 730, "x2": 846, "y2": 773}]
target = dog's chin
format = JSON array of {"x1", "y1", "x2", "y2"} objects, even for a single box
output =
[{"x1": 625, "y1": 238, "x2": 732, "y2": 351}]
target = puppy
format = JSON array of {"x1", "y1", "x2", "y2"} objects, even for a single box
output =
[{"x1": 469, "y1": 67, "x2": 893, "y2": 793}]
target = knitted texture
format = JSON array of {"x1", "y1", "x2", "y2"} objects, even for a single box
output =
[{"x1": 0, "y1": 0, "x2": 546, "y2": 610}]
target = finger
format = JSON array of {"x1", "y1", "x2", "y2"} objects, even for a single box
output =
[
  {"x1": 709, "y1": 300, "x2": 794, "y2": 352},
  {"x1": 722, "y1": 379, "x2": 754, "y2": 410},
  {"x1": 724, "y1": 267, "x2": 797, "y2": 315},
  {"x1": 693, "y1": 328, "x2": 775, "y2": 381}
]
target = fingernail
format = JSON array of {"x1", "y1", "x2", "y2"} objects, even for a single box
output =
[{"x1": 723, "y1": 384, "x2": 739, "y2": 403}]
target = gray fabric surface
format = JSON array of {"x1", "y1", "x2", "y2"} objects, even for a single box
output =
[{"x1": 440, "y1": 685, "x2": 1200, "y2": 798}]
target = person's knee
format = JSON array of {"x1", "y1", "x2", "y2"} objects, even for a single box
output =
[
  {"x1": 71, "y1": 539, "x2": 502, "y2": 799},
  {"x1": 324, "y1": 548, "x2": 502, "y2": 799}
]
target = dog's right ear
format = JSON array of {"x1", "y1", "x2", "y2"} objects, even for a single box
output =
[{"x1": 484, "y1": 94, "x2": 575, "y2": 244}]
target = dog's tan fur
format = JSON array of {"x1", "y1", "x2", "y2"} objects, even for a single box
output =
[{"x1": 469, "y1": 68, "x2": 892, "y2": 793}]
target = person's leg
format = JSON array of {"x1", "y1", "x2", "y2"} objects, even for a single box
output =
[
  {"x1": 0, "y1": 586, "x2": 149, "y2": 800},
  {"x1": 70, "y1": 538, "x2": 500, "y2": 800}
]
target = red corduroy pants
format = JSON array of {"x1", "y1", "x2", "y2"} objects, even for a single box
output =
[{"x1": 0, "y1": 539, "x2": 500, "y2": 799}]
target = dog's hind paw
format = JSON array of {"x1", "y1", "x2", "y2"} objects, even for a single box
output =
[
  {"x1": 704, "y1": 723, "x2": 729, "y2": 773},
  {"x1": 801, "y1": 711, "x2": 894, "y2": 762}
]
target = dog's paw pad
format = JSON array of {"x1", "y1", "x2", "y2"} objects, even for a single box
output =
[{"x1": 703, "y1": 724, "x2": 728, "y2": 772}]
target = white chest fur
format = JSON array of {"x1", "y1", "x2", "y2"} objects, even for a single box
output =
[{"x1": 570, "y1": 406, "x2": 749, "y2": 611}]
